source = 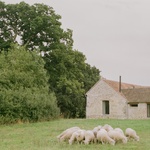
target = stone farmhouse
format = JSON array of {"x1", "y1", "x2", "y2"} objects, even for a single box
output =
[{"x1": 86, "y1": 77, "x2": 150, "y2": 119}]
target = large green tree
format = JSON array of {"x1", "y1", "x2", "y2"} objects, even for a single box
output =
[
  {"x1": 0, "y1": 44, "x2": 60, "y2": 123},
  {"x1": 0, "y1": 1, "x2": 73, "y2": 51},
  {"x1": 44, "y1": 49, "x2": 87, "y2": 118},
  {"x1": 0, "y1": 1, "x2": 100, "y2": 118},
  {"x1": 44, "y1": 48, "x2": 100, "y2": 118}
]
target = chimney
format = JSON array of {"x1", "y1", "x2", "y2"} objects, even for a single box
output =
[{"x1": 119, "y1": 76, "x2": 121, "y2": 92}]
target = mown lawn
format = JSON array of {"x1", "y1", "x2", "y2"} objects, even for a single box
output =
[{"x1": 0, "y1": 119, "x2": 150, "y2": 150}]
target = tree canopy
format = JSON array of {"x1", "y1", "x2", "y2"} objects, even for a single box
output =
[
  {"x1": 0, "y1": 1, "x2": 100, "y2": 119},
  {"x1": 0, "y1": 1, "x2": 73, "y2": 51}
]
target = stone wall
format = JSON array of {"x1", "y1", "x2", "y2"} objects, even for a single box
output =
[
  {"x1": 128, "y1": 103, "x2": 147, "y2": 119},
  {"x1": 86, "y1": 80, "x2": 127, "y2": 119}
]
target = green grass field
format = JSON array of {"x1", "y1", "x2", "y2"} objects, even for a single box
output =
[{"x1": 0, "y1": 119, "x2": 150, "y2": 150}]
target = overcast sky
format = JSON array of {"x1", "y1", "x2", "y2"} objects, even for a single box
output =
[{"x1": 4, "y1": 0, "x2": 150, "y2": 86}]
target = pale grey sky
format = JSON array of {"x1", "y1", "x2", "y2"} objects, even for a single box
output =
[{"x1": 3, "y1": 0, "x2": 150, "y2": 86}]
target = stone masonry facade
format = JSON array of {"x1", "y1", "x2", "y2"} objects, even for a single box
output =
[
  {"x1": 86, "y1": 79, "x2": 150, "y2": 119},
  {"x1": 86, "y1": 80, "x2": 127, "y2": 119}
]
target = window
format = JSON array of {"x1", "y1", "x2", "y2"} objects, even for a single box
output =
[
  {"x1": 147, "y1": 104, "x2": 150, "y2": 117},
  {"x1": 130, "y1": 104, "x2": 138, "y2": 107},
  {"x1": 103, "y1": 101, "x2": 109, "y2": 114}
]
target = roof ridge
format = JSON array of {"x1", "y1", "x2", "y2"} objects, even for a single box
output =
[{"x1": 103, "y1": 78, "x2": 147, "y2": 89}]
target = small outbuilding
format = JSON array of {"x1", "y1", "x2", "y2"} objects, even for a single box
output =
[{"x1": 86, "y1": 77, "x2": 150, "y2": 119}]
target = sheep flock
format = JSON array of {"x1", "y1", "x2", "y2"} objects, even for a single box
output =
[{"x1": 57, "y1": 124, "x2": 139, "y2": 146}]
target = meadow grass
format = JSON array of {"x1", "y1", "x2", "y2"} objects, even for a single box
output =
[{"x1": 0, "y1": 119, "x2": 150, "y2": 150}]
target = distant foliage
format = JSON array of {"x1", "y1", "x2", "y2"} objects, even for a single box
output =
[{"x1": 0, "y1": 44, "x2": 60, "y2": 124}]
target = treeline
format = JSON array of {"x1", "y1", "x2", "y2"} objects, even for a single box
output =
[{"x1": 0, "y1": 1, "x2": 100, "y2": 123}]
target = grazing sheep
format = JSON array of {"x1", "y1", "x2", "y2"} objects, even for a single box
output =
[
  {"x1": 57, "y1": 126, "x2": 80, "y2": 142},
  {"x1": 92, "y1": 125, "x2": 102, "y2": 137},
  {"x1": 76, "y1": 129, "x2": 86, "y2": 144},
  {"x1": 102, "y1": 124, "x2": 113, "y2": 132},
  {"x1": 97, "y1": 129, "x2": 115, "y2": 145},
  {"x1": 84, "y1": 130, "x2": 95, "y2": 145},
  {"x1": 114, "y1": 128, "x2": 125, "y2": 136},
  {"x1": 69, "y1": 132, "x2": 78, "y2": 145},
  {"x1": 69, "y1": 129, "x2": 86, "y2": 145},
  {"x1": 108, "y1": 130, "x2": 127, "y2": 144},
  {"x1": 125, "y1": 128, "x2": 140, "y2": 141}
]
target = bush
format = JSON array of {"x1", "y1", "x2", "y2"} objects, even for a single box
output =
[{"x1": 0, "y1": 44, "x2": 60, "y2": 124}]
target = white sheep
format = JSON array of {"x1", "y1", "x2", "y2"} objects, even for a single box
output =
[
  {"x1": 114, "y1": 128, "x2": 125, "y2": 136},
  {"x1": 69, "y1": 129, "x2": 86, "y2": 145},
  {"x1": 57, "y1": 126, "x2": 80, "y2": 142},
  {"x1": 69, "y1": 132, "x2": 79, "y2": 145},
  {"x1": 76, "y1": 129, "x2": 86, "y2": 144},
  {"x1": 92, "y1": 125, "x2": 102, "y2": 137},
  {"x1": 97, "y1": 129, "x2": 115, "y2": 145},
  {"x1": 108, "y1": 130, "x2": 127, "y2": 144},
  {"x1": 84, "y1": 130, "x2": 95, "y2": 145},
  {"x1": 102, "y1": 124, "x2": 113, "y2": 132},
  {"x1": 125, "y1": 128, "x2": 140, "y2": 141}
]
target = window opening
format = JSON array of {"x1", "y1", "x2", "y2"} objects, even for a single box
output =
[
  {"x1": 103, "y1": 101, "x2": 109, "y2": 114},
  {"x1": 147, "y1": 104, "x2": 150, "y2": 117},
  {"x1": 130, "y1": 104, "x2": 138, "y2": 107}
]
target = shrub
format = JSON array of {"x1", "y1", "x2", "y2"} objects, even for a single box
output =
[{"x1": 0, "y1": 44, "x2": 60, "y2": 124}]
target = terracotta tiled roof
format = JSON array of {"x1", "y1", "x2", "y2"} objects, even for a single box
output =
[
  {"x1": 103, "y1": 79, "x2": 150, "y2": 103},
  {"x1": 103, "y1": 79, "x2": 143, "y2": 92},
  {"x1": 122, "y1": 88, "x2": 150, "y2": 103}
]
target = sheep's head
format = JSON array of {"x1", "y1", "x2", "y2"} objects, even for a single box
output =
[
  {"x1": 122, "y1": 137, "x2": 127, "y2": 144},
  {"x1": 110, "y1": 139, "x2": 115, "y2": 146},
  {"x1": 135, "y1": 136, "x2": 140, "y2": 141}
]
